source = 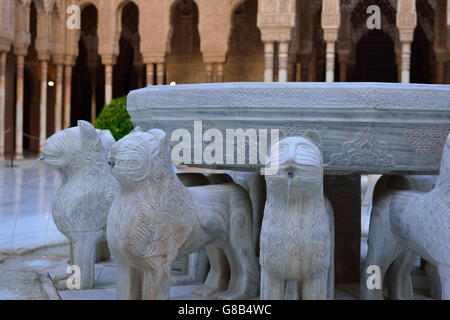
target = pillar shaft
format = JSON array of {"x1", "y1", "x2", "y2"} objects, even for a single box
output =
[
  {"x1": 90, "y1": 71, "x2": 97, "y2": 122},
  {"x1": 278, "y1": 42, "x2": 289, "y2": 82},
  {"x1": 15, "y1": 55, "x2": 25, "y2": 159},
  {"x1": 0, "y1": 52, "x2": 6, "y2": 159},
  {"x1": 146, "y1": 63, "x2": 154, "y2": 86},
  {"x1": 105, "y1": 64, "x2": 113, "y2": 104},
  {"x1": 400, "y1": 42, "x2": 412, "y2": 83},
  {"x1": 326, "y1": 41, "x2": 336, "y2": 82},
  {"x1": 39, "y1": 60, "x2": 48, "y2": 152},
  {"x1": 437, "y1": 61, "x2": 445, "y2": 84},
  {"x1": 64, "y1": 65, "x2": 72, "y2": 129},
  {"x1": 54, "y1": 64, "x2": 63, "y2": 132},
  {"x1": 205, "y1": 63, "x2": 213, "y2": 83},
  {"x1": 215, "y1": 63, "x2": 224, "y2": 83},
  {"x1": 296, "y1": 62, "x2": 301, "y2": 82},
  {"x1": 264, "y1": 41, "x2": 274, "y2": 82},
  {"x1": 156, "y1": 63, "x2": 165, "y2": 85}
]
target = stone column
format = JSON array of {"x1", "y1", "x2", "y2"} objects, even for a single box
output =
[
  {"x1": 435, "y1": 49, "x2": 447, "y2": 84},
  {"x1": 215, "y1": 63, "x2": 224, "y2": 82},
  {"x1": 337, "y1": 41, "x2": 351, "y2": 82},
  {"x1": 399, "y1": 41, "x2": 412, "y2": 83},
  {"x1": 104, "y1": 64, "x2": 113, "y2": 104},
  {"x1": 325, "y1": 38, "x2": 337, "y2": 82},
  {"x1": 205, "y1": 63, "x2": 213, "y2": 83},
  {"x1": 278, "y1": 41, "x2": 289, "y2": 82},
  {"x1": 54, "y1": 64, "x2": 63, "y2": 132},
  {"x1": 15, "y1": 55, "x2": 25, "y2": 160},
  {"x1": 0, "y1": 52, "x2": 6, "y2": 159},
  {"x1": 89, "y1": 67, "x2": 97, "y2": 122},
  {"x1": 39, "y1": 60, "x2": 48, "y2": 152},
  {"x1": 263, "y1": 41, "x2": 274, "y2": 82},
  {"x1": 146, "y1": 63, "x2": 154, "y2": 86},
  {"x1": 321, "y1": 0, "x2": 341, "y2": 82},
  {"x1": 156, "y1": 63, "x2": 165, "y2": 85},
  {"x1": 396, "y1": 0, "x2": 417, "y2": 83},
  {"x1": 63, "y1": 64, "x2": 72, "y2": 129},
  {"x1": 295, "y1": 62, "x2": 301, "y2": 82}
]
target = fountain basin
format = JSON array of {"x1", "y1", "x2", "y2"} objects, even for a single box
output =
[{"x1": 127, "y1": 82, "x2": 450, "y2": 174}]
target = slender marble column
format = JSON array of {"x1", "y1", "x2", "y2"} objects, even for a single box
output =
[
  {"x1": 15, "y1": 55, "x2": 25, "y2": 160},
  {"x1": 437, "y1": 61, "x2": 445, "y2": 84},
  {"x1": 205, "y1": 63, "x2": 213, "y2": 83},
  {"x1": 64, "y1": 65, "x2": 72, "y2": 129},
  {"x1": 54, "y1": 64, "x2": 63, "y2": 132},
  {"x1": 156, "y1": 63, "x2": 165, "y2": 85},
  {"x1": 39, "y1": 60, "x2": 48, "y2": 152},
  {"x1": 325, "y1": 41, "x2": 336, "y2": 82},
  {"x1": 0, "y1": 52, "x2": 6, "y2": 159},
  {"x1": 278, "y1": 42, "x2": 289, "y2": 82},
  {"x1": 146, "y1": 63, "x2": 154, "y2": 86},
  {"x1": 400, "y1": 42, "x2": 412, "y2": 83},
  {"x1": 264, "y1": 41, "x2": 274, "y2": 82},
  {"x1": 215, "y1": 63, "x2": 224, "y2": 82},
  {"x1": 90, "y1": 71, "x2": 97, "y2": 122},
  {"x1": 105, "y1": 64, "x2": 113, "y2": 104}
]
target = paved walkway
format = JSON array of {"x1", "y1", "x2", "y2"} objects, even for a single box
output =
[{"x1": 0, "y1": 158, "x2": 67, "y2": 256}]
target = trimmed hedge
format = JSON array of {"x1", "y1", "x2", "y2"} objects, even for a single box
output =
[{"x1": 94, "y1": 96, "x2": 134, "y2": 141}]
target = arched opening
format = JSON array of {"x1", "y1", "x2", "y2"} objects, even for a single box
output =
[
  {"x1": 349, "y1": 0, "x2": 397, "y2": 82},
  {"x1": 167, "y1": 0, "x2": 203, "y2": 84},
  {"x1": 351, "y1": 30, "x2": 397, "y2": 82},
  {"x1": 411, "y1": 0, "x2": 435, "y2": 84},
  {"x1": 411, "y1": 26, "x2": 433, "y2": 84},
  {"x1": 114, "y1": 1, "x2": 141, "y2": 98},
  {"x1": 313, "y1": 8, "x2": 325, "y2": 82},
  {"x1": 22, "y1": 1, "x2": 40, "y2": 154},
  {"x1": 224, "y1": 0, "x2": 264, "y2": 82},
  {"x1": 71, "y1": 4, "x2": 103, "y2": 125}
]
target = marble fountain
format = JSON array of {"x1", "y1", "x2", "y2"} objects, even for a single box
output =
[{"x1": 3, "y1": 82, "x2": 449, "y2": 300}]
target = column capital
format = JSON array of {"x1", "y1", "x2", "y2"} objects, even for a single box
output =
[
  {"x1": 101, "y1": 54, "x2": 117, "y2": 66},
  {"x1": 13, "y1": 32, "x2": 31, "y2": 56},
  {"x1": 52, "y1": 53, "x2": 65, "y2": 66},
  {"x1": 259, "y1": 27, "x2": 293, "y2": 43},
  {"x1": 202, "y1": 52, "x2": 227, "y2": 65},
  {"x1": 142, "y1": 53, "x2": 166, "y2": 64},
  {"x1": 64, "y1": 54, "x2": 77, "y2": 67},
  {"x1": 323, "y1": 29, "x2": 339, "y2": 43},
  {"x1": 35, "y1": 37, "x2": 52, "y2": 61},
  {"x1": 0, "y1": 37, "x2": 12, "y2": 53}
]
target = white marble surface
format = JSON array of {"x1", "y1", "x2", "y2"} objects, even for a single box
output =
[{"x1": 0, "y1": 158, "x2": 67, "y2": 254}]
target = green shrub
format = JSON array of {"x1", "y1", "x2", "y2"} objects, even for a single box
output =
[{"x1": 94, "y1": 96, "x2": 134, "y2": 141}]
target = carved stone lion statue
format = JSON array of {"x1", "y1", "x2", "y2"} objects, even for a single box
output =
[
  {"x1": 41, "y1": 121, "x2": 119, "y2": 289},
  {"x1": 260, "y1": 133, "x2": 335, "y2": 300},
  {"x1": 361, "y1": 133, "x2": 450, "y2": 300},
  {"x1": 107, "y1": 127, "x2": 260, "y2": 300}
]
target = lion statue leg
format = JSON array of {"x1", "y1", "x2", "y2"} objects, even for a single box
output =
[
  {"x1": 385, "y1": 249, "x2": 416, "y2": 300},
  {"x1": 360, "y1": 194, "x2": 400, "y2": 300},
  {"x1": 191, "y1": 245, "x2": 229, "y2": 297}
]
